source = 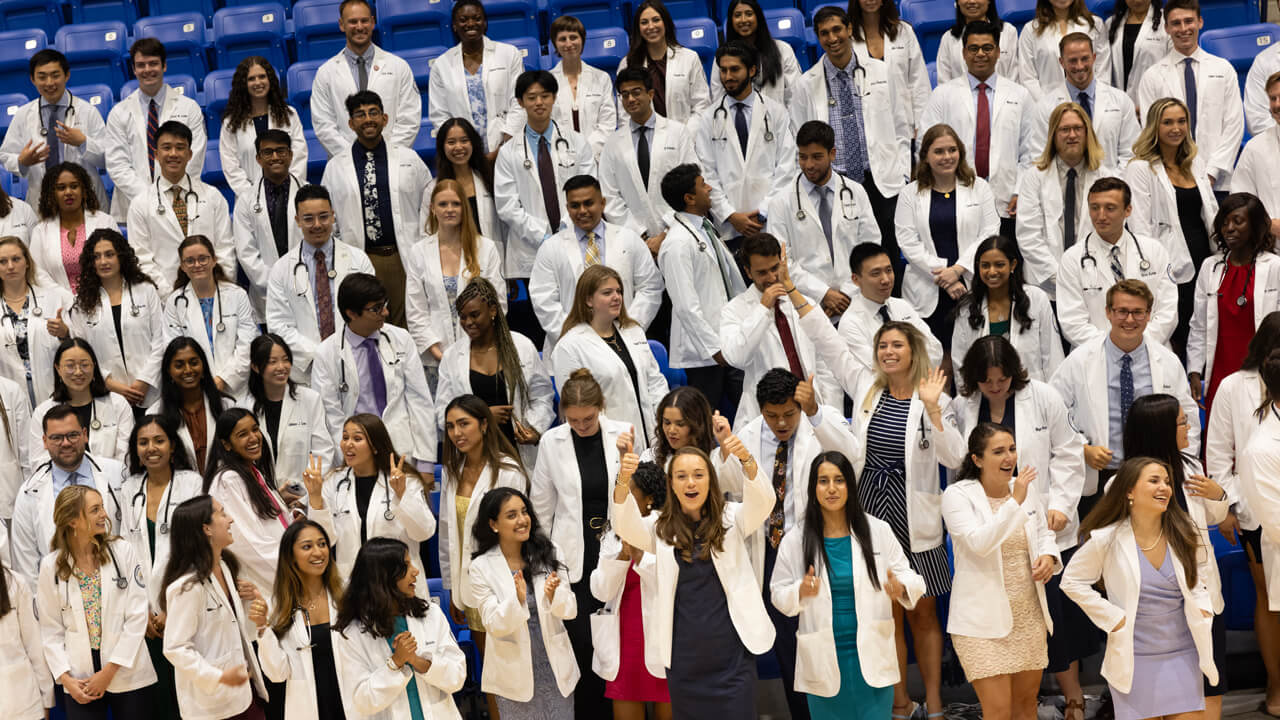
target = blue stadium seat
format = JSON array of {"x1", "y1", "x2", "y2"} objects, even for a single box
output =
[
  {"x1": 68, "y1": 0, "x2": 136, "y2": 25},
  {"x1": 507, "y1": 35, "x2": 544, "y2": 70},
  {"x1": 483, "y1": 0, "x2": 539, "y2": 43},
  {"x1": 202, "y1": 138, "x2": 230, "y2": 200},
  {"x1": 0, "y1": 28, "x2": 45, "y2": 96},
  {"x1": 648, "y1": 339, "x2": 686, "y2": 387},
  {"x1": 68, "y1": 82, "x2": 114, "y2": 118},
  {"x1": 1210, "y1": 524, "x2": 1255, "y2": 630},
  {"x1": 55, "y1": 21, "x2": 128, "y2": 92},
  {"x1": 716, "y1": 0, "x2": 796, "y2": 24},
  {"x1": 376, "y1": 0, "x2": 452, "y2": 52},
  {"x1": 674, "y1": 16, "x2": 719, "y2": 77},
  {"x1": 900, "y1": 0, "x2": 956, "y2": 62},
  {"x1": 292, "y1": 0, "x2": 347, "y2": 62},
  {"x1": 287, "y1": 59, "x2": 324, "y2": 128},
  {"x1": 995, "y1": 0, "x2": 1037, "y2": 27},
  {"x1": 667, "y1": 0, "x2": 716, "y2": 21},
  {"x1": 413, "y1": 120, "x2": 436, "y2": 171},
  {"x1": 765, "y1": 8, "x2": 809, "y2": 72},
  {"x1": 202, "y1": 69, "x2": 236, "y2": 138},
  {"x1": 302, "y1": 129, "x2": 328, "y2": 183},
  {"x1": 804, "y1": 0, "x2": 843, "y2": 19},
  {"x1": 0, "y1": 0, "x2": 62, "y2": 36},
  {"x1": 546, "y1": 0, "x2": 629, "y2": 32},
  {"x1": 399, "y1": 45, "x2": 448, "y2": 96},
  {"x1": 1086, "y1": 0, "x2": 1111, "y2": 16},
  {"x1": 211, "y1": 3, "x2": 289, "y2": 72},
  {"x1": 134, "y1": 13, "x2": 211, "y2": 82},
  {"x1": 0, "y1": 92, "x2": 27, "y2": 134},
  {"x1": 149, "y1": 0, "x2": 215, "y2": 19},
  {"x1": 581, "y1": 26, "x2": 629, "y2": 72},
  {"x1": 927, "y1": 60, "x2": 936, "y2": 88},
  {"x1": 1200, "y1": 0, "x2": 1264, "y2": 31},
  {"x1": 1201, "y1": 23, "x2": 1280, "y2": 92},
  {"x1": 119, "y1": 74, "x2": 198, "y2": 103}
]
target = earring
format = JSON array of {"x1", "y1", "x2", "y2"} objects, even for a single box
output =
[{"x1": 1127, "y1": 497, "x2": 1134, "y2": 506}]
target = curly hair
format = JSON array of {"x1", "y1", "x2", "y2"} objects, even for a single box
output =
[
  {"x1": 222, "y1": 56, "x2": 292, "y2": 134},
  {"x1": 37, "y1": 161, "x2": 100, "y2": 220},
  {"x1": 73, "y1": 228, "x2": 155, "y2": 316}
]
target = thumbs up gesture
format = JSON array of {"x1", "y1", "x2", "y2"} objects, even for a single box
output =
[
  {"x1": 799, "y1": 565, "x2": 820, "y2": 599},
  {"x1": 47, "y1": 306, "x2": 69, "y2": 339},
  {"x1": 795, "y1": 374, "x2": 818, "y2": 416}
]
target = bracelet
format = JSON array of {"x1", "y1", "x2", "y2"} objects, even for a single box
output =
[
  {"x1": 783, "y1": 285, "x2": 797, "y2": 293},
  {"x1": 386, "y1": 656, "x2": 402, "y2": 672}
]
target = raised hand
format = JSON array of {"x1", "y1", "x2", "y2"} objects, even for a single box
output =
[
  {"x1": 917, "y1": 367, "x2": 946, "y2": 410},
  {"x1": 248, "y1": 589, "x2": 269, "y2": 630},
  {"x1": 388, "y1": 453, "x2": 407, "y2": 499},
  {"x1": 46, "y1": 307, "x2": 69, "y2": 339},
  {"x1": 616, "y1": 425, "x2": 635, "y2": 456},
  {"x1": 513, "y1": 570, "x2": 527, "y2": 605},
  {"x1": 235, "y1": 580, "x2": 257, "y2": 601},
  {"x1": 799, "y1": 565, "x2": 820, "y2": 599},
  {"x1": 759, "y1": 283, "x2": 787, "y2": 309},
  {"x1": 711, "y1": 411, "x2": 732, "y2": 445},
  {"x1": 545, "y1": 572, "x2": 561, "y2": 601},
  {"x1": 1185, "y1": 473, "x2": 1224, "y2": 501},
  {"x1": 795, "y1": 374, "x2": 818, "y2": 416},
  {"x1": 302, "y1": 453, "x2": 324, "y2": 499},
  {"x1": 618, "y1": 451, "x2": 639, "y2": 485},
  {"x1": 1012, "y1": 465, "x2": 1037, "y2": 505}
]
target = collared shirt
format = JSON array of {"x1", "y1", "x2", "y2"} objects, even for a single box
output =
[
  {"x1": 823, "y1": 54, "x2": 859, "y2": 174},
  {"x1": 726, "y1": 88, "x2": 755, "y2": 129},
  {"x1": 343, "y1": 45, "x2": 377, "y2": 89},
  {"x1": 156, "y1": 173, "x2": 192, "y2": 213},
  {"x1": 575, "y1": 219, "x2": 607, "y2": 262},
  {"x1": 800, "y1": 171, "x2": 835, "y2": 216},
  {"x1": 1055, "y1": 157, "x2": 1085, "y2": 236},
  {"x1": 1103, "y1": 335, "x2": 1152, "y2": 465},
  {"x1": 138, "y1": 83, "x2": 168, "y2": 114},
  {"x1": 524, "y1": 122, "x2": 556, "y2": 159},
  {"x1": 1067, "y1": 78, "x2": 1098, "y2": 109},
  {"x1": 344, "y1": 325, "x2": 382, "y2": 416},
  {"x1": 1098, "y1": 229, "x2": 1127, "y2": 267},
  {"x1": 51, "y1": 456, "x2": 94, "y2": 494},
  {"x1": 967, "y1": 72, "x2": 998, "y2": 115},
  {"x1": 758, "y1": 409, "x2": 824, "y2": 531},
  {"x1": 302, "y1": 236, "x2": 337, "y2": 317},
  {"x1": 352, "y1": 139, "x2": 397, "y2": 249},
  {"x1": 263, "y1": 175, "x2": 291, "y2": 257},
  {"x1": 629, "y1": 112, "x2": 656, "y2": 156}
]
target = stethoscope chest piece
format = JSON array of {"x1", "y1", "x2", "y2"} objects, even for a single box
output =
[
  {"x1": 795, "y1": 208, "x2": 807, "y2": 221},
  {"x1": 1139, "y1": 259, "x2": 1151, "y2": 272},
  {"x1": 90, "y1": 418, "x2": 101, "y2": 431},
  {"x1": 384, "y1": 508, "x2": 395, "y2": 521},
  {"x1": 30, "y1": 305, "x2": 41, "y2": 317},
  {"x1": 327, "y1": 269, "x2": 337, "y2": 279},
  {"x1": 764, "y1": 129, "x2": 774, "y2": 142}
]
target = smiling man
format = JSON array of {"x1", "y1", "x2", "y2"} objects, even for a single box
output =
[
  {"x1": 233, "y1": 129, "x2": 301, "y2": 316},
  {"x1": 1030, "y1": 33, "x2": 1140, "y2": 167},
  {"x1": 837, "y1": 242, "x2": 943, "y2": 375}
]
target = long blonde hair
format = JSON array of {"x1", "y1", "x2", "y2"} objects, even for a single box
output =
[
  {"x1": 1035, "y1": 102, "x2": 1105, "y2": 171},
  {"x1": 1131, "y1": 97, "x2": 1197, "y2": 177},
  {"x1": 426, "y1": 179, "x2": 482, "y2": 279},
  {"x1": 559, "y1": 264, "x2": 638, "y2": 339},
  {"x1": 49, "y1": 485, "x2": 115, "y2": 582},
  {"x1": 861, "y1": 321, "x2": 934, "y2": 412}
]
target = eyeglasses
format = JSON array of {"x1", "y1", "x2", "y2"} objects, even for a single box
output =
[
  {"x1": 59, "y1": 361, "x2": 93, "y2": 375},
  {"x1": 47, "y1": 431, "x2": 83, "y2": 444},
  {"x1": 350, "y1": 108, "x2": 383, "y2": 120},
  {"x1": 965, "y1": 44, "x2": 998, "y2": 54},
  {"x1": 1109, "y1": 308, "x2": 1148, "y2": 319},
  {"x1": 181, "y1": 255, "x2": 214, "y2": 268},
  {"x1": 299, "y1": 212, "x2": 334, "y2": 226},
  {"x1": 257, "y1": 147, "x2": 292, "y2": 158},
  {"x1": 363, "y1": 301, "x2": 388, "y2": 315},
  {"x1": 618, "y1": 88, "x2": 650, "y2": 100}
]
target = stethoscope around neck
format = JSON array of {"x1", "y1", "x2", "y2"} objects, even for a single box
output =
[
  {"x1": 155, "y1": 173, "x2": 200, "y2": 218},
  {"x1": 172, "y1": 283, "x2": 227, "y2": 333},
  {"x1": 38, "y1": 91, "x2": 77, "y2": 137},
  {"x1": 58, "y1": 544, "x2": 129, "y2": 605},
  {"x1": 1, "y1": 283, "x2": 42, "y2": 322},
  {"x1": 793, "y1": 173, "x2": 857, "y2": 222},
  {"x1": 252, "y1": 173, "x2": 304, "y2": 214},
  {"x1": 1079, "y1": 228, "x2": 1150, "y2": 273},
  {"x1": 823, "y1": 56, "x2": 870, "y2": 107},
  {"x1": 1212, "y1": 255, "x2": 1256, "y2": 308},
  {"x1": 292, "y1": 241, "x2": 339, "y2": 296},
  {"x1": 711, "y1": 89, "x2": 775, "y2": 144},
  {"x1": 130, "y1": 470, "x2": 177, "y2": 536},
  {"x1": 337, "y1": 329, "x2": 397, "y2": 395},
  {"x1": 521, "y1": 120, "x2": 573, "y2": 170},
  {"x1": 335, "y1": 467, "x2": 396, "y2": 523}
]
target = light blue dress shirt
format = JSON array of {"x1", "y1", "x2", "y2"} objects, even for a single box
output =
[{"x1": 1104, "y1": 336, "x2": 1152, "y2": 466}]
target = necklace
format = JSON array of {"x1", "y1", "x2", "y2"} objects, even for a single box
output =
[{"x1": 1137, "y1": 530, "x2": 1163, "y2": 552}]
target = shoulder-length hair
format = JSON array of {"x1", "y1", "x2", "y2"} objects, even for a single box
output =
[
  {"x1": 248, "y1": 333, "x2": 298, "y2": 417},
  {"x1": 49, "y1": 485, "x2": 114, "y2": 581},
  {"x1": 862, "y1": 321, "x2": 934, "y2": 410},
  {"x1": 127, "y1": 413, "x2": 195, "y2": 476},
  {"x1": 1132, "y1": 97, "x2": 1197, "y2": 176},
  {"x1": 800, "y1": 451, "x2": 880, "y2": 589},
  {"x1": 51, "y1": 337, "x2": 109, "y2": 401},
  {"x1": 1212, "y1": 192, "x2": 1275, "y2": 259},
  {"x1": 333, "y1": 537, "x2": 428, "y2": 639},
  {"x1": 454, "y1": 278, "x2": 531, "y2": 410},
  {"x1": 1033, "y1": 0, "x2": 1098, "y2": 34},
  {"x1": 37, "y1": 161, "x2": 101, "y2": 221},
  {"x1": 427, "y1": 179, "x2": 483, "y2": 279},
  {"x1": 471, "y1": 487, "x2": 565, "y2": 579},
  {"x1": 560, "y1": 264, "x2": 638, "y2": 339},
  {"x1": 956, "y1": 235, "x2": 1035, "y2": 335},
  {"x1": 174, "y1": 235, "x2": 231, "y2": 290},
  {"x1": 652, "y1": 386, "x2": 715, "y2": 470},
  {"x1": 223, "y1": 56, "x2": 291, "y2": 133},
  {"x1": 339, "y1": 412, "x2": 428, "y2": 489},
  {"x1": 959, "y1": 335, "x2": 1032, "y2": 397},
  {"x1": 158, "y1": 337, "x2": 230, "y2": 430},
  {"x1": 269, "y1": 520, "x2": 344, "y2": 634},
  {"x1": 434, "y1": 117, "x2": 494, "y2": 191},
  {"x1": 915, "y1": 124, "x2": 975, "y2": 190},
  {"x1": 724, "y1": 0, "x2": 784, "y2": 87},
  {"x1": 1244, "y1": 312, "x2": 1280, "y2": 374},
  {"x1": 1035, "y1": 103, "x2": 1104, "y2": 172},
  {"x1": 159, "y1": 495, "x2": 241, "y2": 611},
  {"x1": 1123, "y1": 393, "x2": 1193, "y2": 508},
  {"x1": 953, "y1": 421, "x2": 1014, "y2": 482},
  {"x1": 845, "y1": 0, "x2": 902, "y2": 41},
  {"x1": 654, "y1": 446, "x2": 728, "y2": 561},
  {"x1": 1109, "y1": 0, "x2": 1162, "y2": 44},
  {"x1": 949, "y1": 0, "x2": 1005, "y2": 36},
  {"x1": 202, "y1": 407, "x2": 280, "y2": 520},
  {"x1": 626, "y1": 0, "x2": 681, "y2": 69},
  {"x1": 73, "y1": 228, "x2": 155, "y2": 316},
  {"x1": 0, "y1": 236, "x2": 36, "y2": 287},
  {"x1": 441, "y1": 394, "x2": 527, "y2": 487}
]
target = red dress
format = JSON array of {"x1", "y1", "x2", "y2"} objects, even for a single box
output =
[
  {"x1": 604, "y1": 562, "x2": 670, "y2": 703},
  {"x1": 1207, "y1": 263, "x2": 1256, "y2": 410}
]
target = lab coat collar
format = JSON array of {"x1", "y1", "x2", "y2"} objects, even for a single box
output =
[
  {"x1": 855, "y1": 288, "x2": 890, "y2": 316},
  {"x1": 157, "y1": 172, "x2": 191, "y2": 195},
  {"x1": 51, "y1": 455, "x2": 94, "y2": 492},
  {"x1": 967, "y1": 72, "x2": 998, "y2": 91},
  {"x1": 138, "y1": 84, "x2": 167, "y2": 111},
  {"x1": 629, "y1": 112, "x2": 657, "y2": 134}
]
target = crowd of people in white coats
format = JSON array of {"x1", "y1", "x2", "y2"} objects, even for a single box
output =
[{"x1": 8, "y1": 0, "x2": 1280, "y2": 717}]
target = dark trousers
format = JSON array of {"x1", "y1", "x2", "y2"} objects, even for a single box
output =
[
  {"x1": 506, "y1": 278, "x2": 547, "y2": 349},
  {"x1": 567, "y1": 576, "x2": 612, "y2": 720},
  {"x1": 862, "y1": 171, "x2": 903, "y2": 298},
  {"x1": 683, "y1": 364, "x2": 743, "y2": 419},
  {"x1": 1000, "y1": 216, "x2": 1016, "y2": 243},
  {"x1": 762, "y1": 541, "x2": 809, "y2": 720},
  {"x1": 58, "y1": 649, "x2": 153, "y2": 720},
  {"x1": 252, "y1": 640, "x2": 286, "y2": 720}
]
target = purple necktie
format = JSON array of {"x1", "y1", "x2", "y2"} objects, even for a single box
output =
[{"x1": 362, "y1": 336, "x2": 387, "y2": 414}]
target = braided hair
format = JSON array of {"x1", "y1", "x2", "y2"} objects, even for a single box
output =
[{"x1": 454, "y1": 278, "x2": 531, "y2": 411}]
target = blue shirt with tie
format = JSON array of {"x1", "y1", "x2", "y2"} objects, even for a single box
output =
[
  {"x1": 1104, "y1": 336, "x2": 1152, "y2": 466},
  {"x1": 575, "y1": 220, "x2": 607, "y2": 262},
  {"x1": 51, "y1": 457, "x2": 95, "y2": 494}
]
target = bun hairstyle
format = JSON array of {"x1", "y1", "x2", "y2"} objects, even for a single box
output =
[
  {"x1": 630, "y1": 460, "x2": 667, "y2": 511},
  {"x1": 560, "y1": 368, "x2": 606, "y2": 412}
]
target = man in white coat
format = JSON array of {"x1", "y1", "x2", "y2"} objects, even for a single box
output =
[
  {"x1": 1057, "y1": 176, "x2": 1178, "y2": 347},
  {"x1": 528, "y1": 174, "x2": 664, "y2": 351},
  {"x1": 839, "y1": 243, "x2": 944, "y2": 375},
  {"x1": 266, "y1": 184, "x2": 375, "y2": 384},
  {"x1": 1030, "y1": 33, "x2": 1141, "y2": 167},
  {"x1": 309, "y1": 0, "x2": 420, "y2": 156},
  {"x1": 104, "y1": 38, "x2": 206, "y2": 221},
  {"x1": 0, "y1": 49, "x2": 108, "y2": 211},
  {"x1": 694, "y1": 42, "x2": 796, "y2": 243},
  {"x1": 1244, "y1": 39, "x2": 1280, "y2": 136},
  {"x1": 320, "y1": 89, "x2": 430, "y2": 328},
  {"x1": 310, "y1": 273, "x2": 436, "y2": 465},
  {"x1": 1050, "y1": 277, "x2": 1199, "y2": 512},
  {"x1": 1136, "y1": 0, "x2": 1243, "y2": 189},
  {"x1": 233, "y1": 129, "x2": 302, "y2": 318},
  {"x1": 766, "y1": 120, "x2": 880, "y2": 318},
  {"x1": 10, "y1": 404, "x2": 126, "y2": 588},
  {"x1": 127, "y1": 121, "x2": 233, "y2": 291}
]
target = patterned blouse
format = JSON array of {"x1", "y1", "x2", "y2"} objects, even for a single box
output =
[{"x1": 72, "y1": 565, "x2": 104, "y2": 651}]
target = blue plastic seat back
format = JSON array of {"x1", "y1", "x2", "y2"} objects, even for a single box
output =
[
  {"x1": 507, "y1": 35, "x2": 544, "y2": 71},
  {"x1": 1200, "y1": 0, "x2": 1264, "y2": 31},
  {"x1": 202, "y1": 69, "x2": 237, "y2": 138},
  {"x1": 399, "y1": 45, "x2": 448, "y2": 97},
  {"x1": 134, "y1": 13, "x2": 211, "y2": 81},
  {"x1": 211, "y1": 3, "x2": 289, "y2": 72},
  {"x1": 69, "y1": 0, "x2": 137, "y2": 26},
  {"x1": 674, "y1": 16, "x2": 719, "y2": 78},
  {"x1": 0, "y1": 0, "x2": 63, "y2": 38},
  {"x1": 55, "y1": 21, "x2": 129, "y2": 92},
  {"x1": 1201, "y1": 23, "x2": 1280, "y2": 92},
  {"x1": 302, "y1": 129, "x2": 328, "y2": 184},
  {"x1": 995, "y1": 0, "x2": 1037, "y2": 27},
  {"x1": 376, "y1": 0, "x2": 452, "y2": 52},
  {"x1": 765, "y1": 8, "x2": 809, "y2": 71},
  {"x1": 0, "y1": 91, "x2": 28, "y2": 134},
  {"x1": 149, "y1": 0, "x2": 215, "y2": 19},
  {"x1": 68, "y1": 82, "x2": 114, "y2": 119},
  {"x1": 287, "y1": 59, "x2": 325, "y2": 128},
  {"x1": 666, "y1": 0, "x2": 715, "y2": 21},
  {"x1": 547, "y1": 0, "x2": 628, "y2": 31},
  {"x1": 648, "y1": 339, "x2": 687, "y2": 386},
  {"x1": 120, "y1": 74, "x2": 198, "y2": 104},
  {"x1": 0, "y1": 28, "x2": 46, "y2": 95},
  {"x1": 581, "y1": 26, "x2": 629, "y2": 73},
  {"x1": 900, "y1": 0, "x2": 958, "y2": 60},
  {"x1": 483, "y1": 0, "x2": 539, "y2": 43},
  {"x1": 293, "y1": 0, "x2": 348, "y2": 62}
]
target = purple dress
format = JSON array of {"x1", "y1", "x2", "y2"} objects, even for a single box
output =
[{"x1": 1112, "y1": 544, "x2": 1205, "y2": 720}]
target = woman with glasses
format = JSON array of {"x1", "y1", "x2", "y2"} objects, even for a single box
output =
[{"x1": 29, "y1": 337, "x2": 133, "y2": 464}]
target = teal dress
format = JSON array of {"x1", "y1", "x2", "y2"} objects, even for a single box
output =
[
  {"x1": 387, "y1": 616, "x2": 426, "y2": 720},
  {"x1": 807, "y1": 537, "x2": 894, "y2": 720}
]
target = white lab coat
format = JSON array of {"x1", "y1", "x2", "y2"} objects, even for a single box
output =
[
  {"x1": 246, "y1": 385, "x2": 336, "y2": 483},
  {"x1": 936, "y1": 23, "x2": 1020, "y2": 85},
  {"x1": 551, "y1": 323, "x2": 667, "y2": 450},
  {"x1": 1017, "y1": 162, "x2": 1119, "y2": 293},
  {"x1": 469, "y1": 544, "x2": 580, "y2": 701},
  {"x1": 950, "y1": 286, "x2": 1064, "y2": 381},
  {"x1": 801, "y1": 56, "x2": 911, "y2": 199},
  {"x1": 769, "y1": 515, "x2": 924, "y2": 694},
  {"x1": 205, "y1": 468, "x2": 289, "y2": 599},
  {"x1": 310, "y1": 45, "x2": 421, "y2": 156},
  {"x1": 1206, "y1": 368, "x2": 1265, "y2": 532},
  {"x1": 1060, "y1": 519, "x2": 1217, "y2": 692},
  {"x1": 1230, "y1": 125, "x2": 1280, "y2": 219},
  {"x1": 219, "y1": 109, "x2": 308, "y2": 201},
  {"x1": 1017, "y1": 17, "x2": 1113, "y2": 101},
  {"x1": 0, "y1": 565, "x2": 51, "y2": 718},
  {"x1": 1189, "y1": 252, "x2": 1280, "y2": 389},
  {"x1": 1178, "y1": 456, "x2": 1230, "y2": 613},
  {"x1": 437, "y1": 459, "x2": 528, "y2": 610},
  {"x1": 550, "y1": 60, "x2": 618, "y2": 159},
  {"x1": 896, "y1": 178, "x2": 1002, "y2": 317},
  {"x1": 117, "y1": 469, "x2": 204, "y2": 608},
  {"x1": 66, "y1": 282, "x2": 166, "y2": 407},
  {"x1": 617, "y1": 46, "x2": 712, "y2": 127},
  {"x1": 766, "y1": 170, "x2": 880, "y2": 304},
  {"x1": 598, "y1": 114, "x2": 697, "y2": 238},
  {"x1": 853, "y1": 23, "x2": 932, "y2": 137},
  {"x1": 1137, "y1": 48, "x2": 1244, "y2": 187},
  {"x1": 36, "y1": 539, "x2": 156, "y2": 692},
  {"x1": 310, "y1": 324, "x2": 437, "y2": 463},
  {"x1": 256, "y1": 596, "x2": 343, "y2": 720},
  {"x1": 0, "y1": 201, "x2": 38, "y2": 244},
  {"x1": 163, "y1": 565, "x2": 269, "y2": 720},
  {"x1": 428, "y1": 38, "x2": 527, "y2": 151},
  {"x1": 1124, "y1": 157, "x2": 1219, "y2": 283},
  {"x1": 233, "y1": 175, "x2": 303, "y2": 318},
  {"x1": 403, "y1": 231, "x2": 504, "y2": 364},
  {"x1": 1109, "y1": 13, "x2": 1172, "y2": 103},
  {"x1": 0, "y1": 283, "x2": 73, "y2": 407},
  {"x1": 0, "y1": 375, "x2": 31, "y2": 520},
  {"x1": 331, "y1": 603, "x2": 466, "y2": 720},
  {"x1": 949, "y1": 381, "x2": 1085, "y2": 549},
  {"x1": 28, "y1": 211, "x2": 120, "y2": 291},
  {"x1": 0, "y1": 92, "x2": 108, "y2": 211},
  {"x1": 1050, "y1": 334, "x2": 1200, "y2": 495},
  {"x1": 28, "y1": 394, "x2": 133, "y2": 466},
  {"x1": 127, "y1": 174, "x2": 235, "y2": 290},
  {"x1": 711, "y1": 39, "x2": 808, "y2": 128},
  {"x1": 837, "y1": 294, "x2": 944, "y2": 376},
  {"x1": 146, "y1": 395, "x2": 226, "y2": 471},
  {"x1": 1245, "y1": 41, "x2": 1280, "y2": 135},
  {"x1": 104, "y1": 87, "x2": 206, "y2": 219},
  {"x1": 529, "y1": 224, "x2": 663, "y2": 350},
  {"x1": 919, "y1": 76, "x2": 1036, "y2": 218},
  {"x1": 319, "y1": 467, "x2": 436, "y2": 596},
  {"x1": 656, "y1": 211, "x2": 746, "y2": 368},
  {"x1": 1241, "y1": 408, "x2": 1280, "y2": 606},
  {"x1": 321, "y1": 143, "x2": 431, "y2": 253},
  {"x1": 589, "y1": 530, "x2": 662, "y2": 679},
  {"x1": 162, "y1": 281, "x2": 258, "y2": 398},
  {"x1": 1030, "y1": 83, "x2": 1141, "y2": 167},
  {"x1": 1055, "y1": 229, "x2": 1179, "y2": 346},
  {"x1": 530, "y1": 416, "x2": 627, "y2": 583},
  {"x1": 265, "y1": 239, "x2": 375, "y2": 383},
  {"x1": 493, "y1": 124, "x2": 596, "y2": 278}
]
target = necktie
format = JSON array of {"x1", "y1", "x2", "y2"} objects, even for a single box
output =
[
  {"x1": 362, "y1": 336, "x2": 388, "y2": 414},
  {"x1": 1120, "y1": 353, "x2": 1134, "y2": 428},
  {"x1": 635, "y1": 125, "x2": 650, "y2": 190},
  {"x1": 768, "y1": 440, "x2": 788, "y2": 548},
  {"x1": 833, "y1": 66, "x2": 869, "y2": 182},
  {"x1": 734, "y1": 101, "x2": 749, "y2": 158},
  {"x1": 1110, "y1": 245, "x2": 1125, "y2": 282},
  {"x1": 537, "y1": 136, "x2": 560, "y2": 232},
  {"x1": 356, "y1": 55, "x2": 368, "y2": 92},
  {"x1": 361, "y1": 149, "x2": 382, "y2": 246},
  {"x1": 66, "y1": 471, "x2": 81, "y2": 488},
  {"x1": 266, "y1": 180, "x2": 288, "y2": 257},
  {"x1": 818, "y1": 187, "x2": 834, "y2": 262},
  {"x1": 975, "y1": 82, "x2": 991, "y2": 179},
  {"x1": 1184, "y1": 58, "x2": 1198, "y2": 139},
  {"x1": 1064, "y1": 167, "x2": 1078, "y2": 249},
  {"x1": 170, "y1": 186, "x2": 189, "y2": 236},
  {"x1": 774, "y1": 305, "x2": 804, "y2": 378},
  {"x1": 703, "y1": 218, "x2": 734, "y2": 297},
  {"x1": 45, "y1": 104, "x2": 62, "y2": 169},
  {"x1": 877, "y1": 305, "x2": 891, "y2": 324},
  {"x1": 585, "y1": 231, "x2": 601, "y2": 266},
  {"x1": 1077, "y1": 91, "x2": 1092, "y2": 119},
  {"x1": 147, "y1": 99, "x2": 159, "y2": 178},
  {"x1": 314, "y1": 249, "x2": 335, "y2": 340}
]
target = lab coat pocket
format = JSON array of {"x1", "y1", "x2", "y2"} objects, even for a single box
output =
[
  {"x1": 793, "y1": 628, "x2": 838, "y2": 697},
  {"x1": 861, "y1": 619, "x2": 900, "y2": 686},
  {"x1": 589, "y1": 608, "x2": 620, "y2": 681},
  {"x1": 544, "y1": 624, "x2": 578, "y2": 694}
]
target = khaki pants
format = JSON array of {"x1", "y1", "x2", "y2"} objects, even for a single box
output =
[{"x1": 367, "y1": 249, "x2": 407, "y2": 328}]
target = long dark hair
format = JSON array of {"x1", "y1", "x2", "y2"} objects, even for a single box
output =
[
  {"x1": 51, "y1": 337, "x2": 108, "y2": 401},
  {"x1": 801, "y1": 451, "x2": 879, "y2": 589},
  {"x1": 949, "y1": 0, "x2": 1004, "y2": 36},
  {"x1": 724, "y1": 0, "x2": 783, "y2": 87},
  {"x1": 1109, "y1": 0, "x2": 1162, "y2": 44},
  {"x1": 333, "y1": 537, "x2": 429, "y2": 639},
  {"x1": 202, "y1": 407, "x2": 279, "y2": 520},
  {"x1": 1212, "y1": 192, "x2": 1275, "y2": 259},
  {"x1": 956, "y1": 235, "x2": 1034, "y2": 334},
  {"x1": 471, "y1": 487, "x2": 565, "y2": 580},
  {"x1": 1124, "y1": 394, "x2": 1192, "y2": 511},
  {"x1": 954, "y1": 421, "x2": 1014, "y2": 482},
  {"x1": 434, "y1": 117, "x2": 494, "y2": 193},
  {"x1": 959, "y1": 335, "x2": 1032, "y2": 398},
  {"x1": 845, "y1": 0, "x2": 902, "y2": 41},
  {"x1": 652, "y1": 386, "x2": 715, "y2": 470},
  {"x1": 626, "y1": 0, "x2": 681, "y2": 69},
  {"x1": 1261, "y1": 348, "x2": 1280, "y2": 420},
  {"x1": 73, "y1": 228, "x2": 155, "y2": 316},
  {"x1": 454, "y1": 278, "x2": 531, "y2": 412},
  {"x1": 248, "y1": 333, "x2": 298, "y2": 417},
  {"x1": 158, "y1": 338, "x2": 230, "y2": 429},
  {"x1": 1243, "y1": 312, "x2": 1280, "y2": 372},
  {"x1": 159, "y1": 495, "x2": 241, "y2": 611},
  {"x1": 223, "y1": 56, "x2": 292, "y2": 133},
  {"x1": 37, "y1": 161, "x2": 101, "y2": 220},
  {"x1": 270, "y1": 520, "x2": 344, "y2": 634},
  {"x1": 442, "y1": 395, "x2": 526, "y2": 486},
  {"x1": 127, "y1": 413, "x2": 195, "y2": 476}
]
